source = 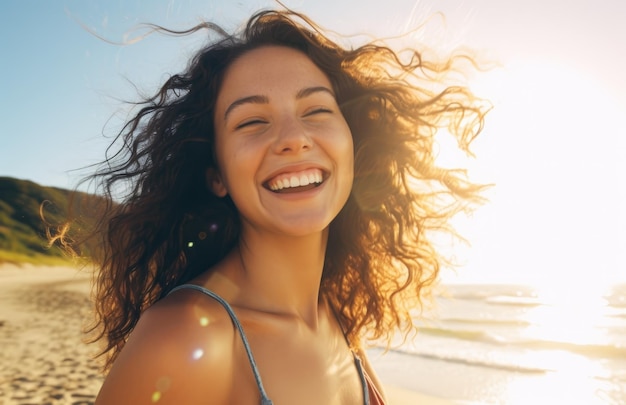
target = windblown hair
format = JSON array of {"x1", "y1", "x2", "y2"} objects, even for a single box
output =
[{"x1": 80, "y1": 9, "x2": 490, "y2": 370}]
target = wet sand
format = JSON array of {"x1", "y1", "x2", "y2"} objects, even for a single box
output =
[{"x1": 0, "y1": 264, "x2": 452, "y2": 404}]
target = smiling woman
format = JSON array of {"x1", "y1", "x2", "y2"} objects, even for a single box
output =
[{"x1": 52, "y1": 8, "x2": 490, "y2": 405}]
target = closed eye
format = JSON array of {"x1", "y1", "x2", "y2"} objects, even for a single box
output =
[
  {"x1": 235, "y1": 119, "x2": 267, "y2": 129},
  {"x1": 304, "y1": 107, "x2": 333, "y2": 117}
]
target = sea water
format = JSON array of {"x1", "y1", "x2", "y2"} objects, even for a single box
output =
[{"x1": 369, "y1": 283, "x2": 626, "y2": 404}]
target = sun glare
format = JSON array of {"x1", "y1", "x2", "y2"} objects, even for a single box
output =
[
  {"x1": 499, "y1": 280, "x2": 618, "y2": 404},
  {"x1": 524, "y1": 280, "x2": 612, "y2": 347},
  {"x1": 437, "y1": 57, "x2": 625, "y2": 287}
]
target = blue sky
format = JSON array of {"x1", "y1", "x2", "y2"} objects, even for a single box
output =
[
  {"x1": 2, "y1": 0, "x2": 624, "y2": 189},
  {"x1": 1, "y1": 0, "x2": 625, "y2": 284}
]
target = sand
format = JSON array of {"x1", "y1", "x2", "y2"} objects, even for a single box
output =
[
  {"x1": 0, "y1": 263, "x2": 453, "y2": 405},
  {"x1": 0, "y1": 264, "x2": 102, "y2": 405}
]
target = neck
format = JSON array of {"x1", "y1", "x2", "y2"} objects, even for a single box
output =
[{"x1": 231, "y1": 228, "x2": 328, "y2": 329}]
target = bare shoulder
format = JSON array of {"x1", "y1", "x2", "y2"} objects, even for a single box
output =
[{"x1": 95, "y1": 287, "x2": 236, "y2": 405}]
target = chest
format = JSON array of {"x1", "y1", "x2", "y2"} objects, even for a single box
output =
[{"x1": 229, "y1": 322, "x2": 366, "y2": 405}]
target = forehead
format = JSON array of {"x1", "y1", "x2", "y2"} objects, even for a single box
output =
[{"x1": 216, "y1": 46, "x2": 332, "y2": 105}]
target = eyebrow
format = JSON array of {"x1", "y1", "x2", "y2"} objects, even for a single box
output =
[
  {"x1": 223, "y1": 86, "x2": 335, "y2": 121},
  {"x1": 295, "y1": 86, "x2": 335, "y2": 100}
]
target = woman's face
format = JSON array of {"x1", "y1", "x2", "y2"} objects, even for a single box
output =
[{"x1": 212, "y1": 45, "x2": 354, "y2": 237}]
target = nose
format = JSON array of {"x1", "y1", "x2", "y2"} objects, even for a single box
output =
[{"x1": 272, "y1": 116, "x2": 312, "y2": 154}]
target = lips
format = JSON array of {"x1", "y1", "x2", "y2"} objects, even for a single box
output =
[{"x1": 265, "y1": 168, "x2": 325, "y2": 193}]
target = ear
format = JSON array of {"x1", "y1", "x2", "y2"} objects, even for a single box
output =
[{"x1": 206, "y1": 168, "x2": 228, "y2": 197}]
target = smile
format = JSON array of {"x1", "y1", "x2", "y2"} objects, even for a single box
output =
[{"x1": 265, "y1": 168, "x2": 325, "y2": 193}]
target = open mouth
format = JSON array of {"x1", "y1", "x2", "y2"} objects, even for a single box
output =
[{"x1": 264, "y1": 168, "x2": 326, "y2": 194}]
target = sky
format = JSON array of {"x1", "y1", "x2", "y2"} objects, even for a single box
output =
[{"x1": 1, "y1": 0, "x2": 625, "y2": 286}]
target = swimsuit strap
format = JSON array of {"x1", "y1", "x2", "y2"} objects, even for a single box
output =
[
  {"x1": 327, "y1": 303, "x2": 371, "y2": 405},
  {"x1": 169, "y1": 284, "x2": 273, "y2": 405},
  {"x1": 353, "y1": 353, "x2": 371, "y2": 405}
]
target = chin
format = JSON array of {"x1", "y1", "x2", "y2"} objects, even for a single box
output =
[{"x1": 272, "y1": 216, "x2": 334, "y2": 237}]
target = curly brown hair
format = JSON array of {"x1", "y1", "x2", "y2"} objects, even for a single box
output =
[{"x1": 80, "y1": 9, "x2": 490, "y2": 371}]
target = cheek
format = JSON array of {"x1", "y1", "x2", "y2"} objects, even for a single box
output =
[
  {"x1": 331, "y1": 128, "x2": 355, "y2": 195},
  {"x1": 217, "y1": 141, "x2": 262, "y2": 194},
  {"x1": 340, "y1": 127, "x2": 355, "y2": 171},
  {"x1": 213, "y1": 137, "x2": 238, "y2": 192}
]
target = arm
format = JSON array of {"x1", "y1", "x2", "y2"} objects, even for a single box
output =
[{"x1": 95, "y1": 294, "x2": 235, "y2": 405}]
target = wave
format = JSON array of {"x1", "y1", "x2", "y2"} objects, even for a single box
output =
[
  {"x1": 440, "y1": 317, "x2": 532, "y2": 327},
  {"x1": 385, "y1": 347, "x2": 550, "y2": 374},
  {"x1": 418, "y1": 326, "x2": 626, "y2": 359},
  {"x1": 485, "y1": 295, "x2": 542, "y2": 307},
  {"x1": 522, "y1": 339, "x2": 626, "y2": 359},
  {"x1": 441, "y1": 283, "x2": 626, "y2": 309},
  {"x1": 418, "y1": 326, "x2": 508, "y2": 344},
  {"x1": 378, "y1": 346, "x2": 626, "y2": 382},
  {"x1": 438, "y1": 292, "x2": 546, "y2": 308}
]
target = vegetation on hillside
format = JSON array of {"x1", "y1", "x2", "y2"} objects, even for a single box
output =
[{"x1": 0, "y1": 177, "x2": 102, "y2": 265}]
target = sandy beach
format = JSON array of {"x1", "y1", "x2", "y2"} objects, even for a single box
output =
[
  {"x1": 0, "y1": 264, "x2": 102, "y2": 405},
  {"x1": 0, "y1": 264, "x2": 453, "y2": 405}
]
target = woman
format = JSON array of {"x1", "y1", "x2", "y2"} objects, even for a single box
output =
[{"x1": 82, "y1": 8, "x2": 488, "y2": 405}]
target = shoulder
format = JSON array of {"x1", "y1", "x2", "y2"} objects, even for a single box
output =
[{"x1": 95, "y1": 287, "x2": 237, "y2": 405}]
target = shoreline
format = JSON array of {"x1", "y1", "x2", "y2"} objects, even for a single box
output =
[{"x1": 0, "y1": 263, "x2": 454, "y2": 404}]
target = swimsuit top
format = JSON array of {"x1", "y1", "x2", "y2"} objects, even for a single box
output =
[{"x1": 169, "y1": 284, "x2": 385, "y2": 405}]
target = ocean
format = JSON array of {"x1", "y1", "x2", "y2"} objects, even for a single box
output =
[{"x1": 368, "y1": 283, "x2": 626, "y2": 404}]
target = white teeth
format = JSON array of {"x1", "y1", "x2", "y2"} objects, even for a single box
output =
[{"x1": 268, "y1": 171, "x2": 323, "y2": 191}]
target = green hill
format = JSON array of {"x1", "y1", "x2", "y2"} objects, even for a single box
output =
[{"x1": 0, "y1": 177, "x2": 102, "y2": 265}]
